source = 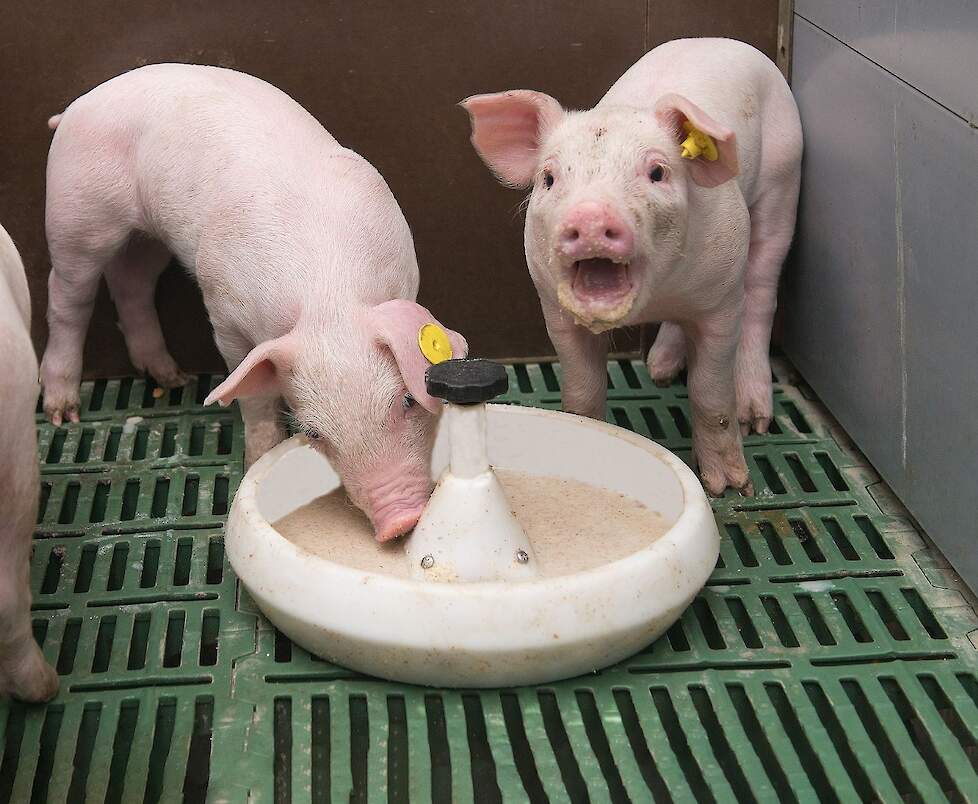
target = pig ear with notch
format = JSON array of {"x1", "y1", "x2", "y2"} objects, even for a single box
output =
[
  {"x1": 654, "y1": 93, "x2": 739, "y2": 188},
  {"x1": 367, "y1": 299, "x2": 468, "y2": 414},
  {"x1": 204, "y1": 333, "x2": 300, "y2": 406},
  {"x1": 460, "y1": 90, "x2": 564, "y2": 188}
]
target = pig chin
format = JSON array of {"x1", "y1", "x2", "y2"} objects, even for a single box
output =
[{"x1": 556, "y1": 257, "x2": 638, "y2": 333}]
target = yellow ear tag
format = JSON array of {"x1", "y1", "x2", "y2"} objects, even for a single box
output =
[
  {"x1": 680, "y1": 121, "x2": 719, "y2": 161},
  {"x1": 418, "y1": 323, "x2": 453, "y2": 364}
]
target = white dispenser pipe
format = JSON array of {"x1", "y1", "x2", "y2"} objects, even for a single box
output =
[
  {"x1": 404, "y1": 369, "x2": 539, "y2": 582},
  {"x1": 446, "y1": 403, "x2": 489, "y2": 478}
]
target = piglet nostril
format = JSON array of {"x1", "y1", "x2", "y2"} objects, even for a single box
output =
[
  {"x1": 564, "y1": 227, "x2": 580, "y2": 243},
  {"x1": 605, "y1": 228, "x2": 618, "y2": 241}
]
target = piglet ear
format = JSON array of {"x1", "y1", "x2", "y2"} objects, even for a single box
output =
[
  {"x1": 367, "y1": 299, "x2": 468, "y2": 414},
  {"x1": 460, "y1": 90, "x2": 564, "y2": 188},
  {"x1": 204, "y1": 333, "x2": 300, "y2": 406},
  {"x1": 654, "y1": 93, "x2": 739, "y2": 188}
]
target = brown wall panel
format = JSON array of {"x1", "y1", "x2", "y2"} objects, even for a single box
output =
[
  {"x1": 0, "y1": 1, "x2": 777, "y2": 375},
  {"x1": 648, "y1": 0, "x2": 779, "y2": 54}
]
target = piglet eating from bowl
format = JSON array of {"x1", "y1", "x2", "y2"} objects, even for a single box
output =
[{"x1": 41, "y1": 64, "x2": 466, "y2": 541}]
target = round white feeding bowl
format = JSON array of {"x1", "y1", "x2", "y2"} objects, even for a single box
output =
[{"x1": 226, "y1": 404, "x2": 720, "y2": 688}]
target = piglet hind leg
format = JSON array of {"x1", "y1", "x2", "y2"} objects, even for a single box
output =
[
  {"x1": 40, "y1": 245, "x2": 115, "y2": 425},
  {"x1": 736, "y1": 172, "x2": 801, "y2": 436},
  {"x1": 542, "y1": 299, "x2": 609, "y2": 421},
  {"x1": 105, "y1": 237, "x2": 189, "y2": 389},
  {"x1": 646, "y1": 321, "x2": 687, "y2": 386},
  {"x1": 684, "y1": 315, "x2": 753, "y2": 497}
]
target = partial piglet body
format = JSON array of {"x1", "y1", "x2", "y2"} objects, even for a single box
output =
[
  {"x1": 42, "y1": 65, "x2": 465, "y2": 541},
  {"x1": 0, "y1": 224, "x2": 59, "y2": 701},
  {"x1": 464, "y1": 38, "x2": 802, "y2": 495}
]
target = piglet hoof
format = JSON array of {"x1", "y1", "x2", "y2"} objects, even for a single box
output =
[
  {"x1": 647, "y1": 353, "x2": 685, "y2": 388},
  {"x1": 15, "y1": 664, "x2": 59, "y2": 703},
  {"x1": 647, "y1": 322, "x2": 687, "y2": 387},
  {"x1": 42, "y1": 389, "x2": 81, "y2": 427},
  {"x1": 739, "y1": 414, "x2": 771, "y2": 437},
  {"x1": 159, "y1": 369, "x2": 191, "y2": 389},
  {"x1": 698, "y1": 450, "x2": 751, "y2": 498},
  {"x1": 3, "y1": 650, "x2": 59, "y2": 703},
  {"x1": 700, "y1": 469, "x2": 726, "y2": 498},
  {"x1": 142, "y1": 358, "x2": 191, "y2": 389},
  {"x1": 735, "y1": 367, "x2": 773, "y2": 436}
]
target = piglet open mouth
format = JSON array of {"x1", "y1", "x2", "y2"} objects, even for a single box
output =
[{"x1": 571, "y1": 258, "x2": 633, "y2": 303}]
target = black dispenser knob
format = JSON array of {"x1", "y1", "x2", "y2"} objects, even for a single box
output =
[{"x1": 425, "y1": 359, "x2": 509, "y2": 405}]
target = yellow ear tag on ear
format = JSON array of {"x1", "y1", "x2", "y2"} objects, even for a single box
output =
[
  {"x1": 418, "y1": 323, "x2": 453, "y2": 364},
  {"x1": 680, "y1": 121, "x2": 719, "y2": 161}
]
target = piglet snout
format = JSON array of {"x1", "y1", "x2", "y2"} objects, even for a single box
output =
[
  {"x1": 373, "y1": 506, "x2": 427, "y2": 543},
  {"x1": 558, "y1": 202, "x2": 634, "y2": 261},
  {"x1": 361, "y1": 469, "x2": 433, "y2": 542}
]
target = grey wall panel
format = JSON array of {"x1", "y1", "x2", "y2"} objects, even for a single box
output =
[
  {"x1": 796, "y1": 0, "x2": 978, "y2": 121},
  {"x1": 783, "y1": 18, "x2": 904, "y2": 475},
  {"x1": 899, "y1": 90, "x2": 978, "y2": 584},
  {"x1": 786, "y1": 13, "x2": 978, "y2": 589}
]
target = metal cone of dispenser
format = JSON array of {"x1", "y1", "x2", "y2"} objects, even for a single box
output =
[{"x1": 406, "y1": 359, "x2": 538, "y2": 582}]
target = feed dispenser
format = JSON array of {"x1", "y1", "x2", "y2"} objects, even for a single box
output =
[
  {"x1": 403, "y1": 359, "x2": 538, "y2": 583},
  {"x1": 226, "y1": 358, "x2": 720, "y2": 687}
]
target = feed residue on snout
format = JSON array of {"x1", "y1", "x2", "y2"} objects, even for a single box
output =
[{"x1": 272, "y1": 469, "x2": 670, "y2": 579}]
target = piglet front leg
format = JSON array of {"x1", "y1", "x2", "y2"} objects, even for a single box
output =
[
  {"x1": 1, "y1": 434, "x2": 59, "y2": 702},
  {"x1": 239, "y1": 396, "x2": 288, "y2": 467},
  {"x1": 542, "y1": 299, "x2": 609, "y2": 420},
  {"x1": 683, "y1": 313, "x2": 753, "y2": 497},
  {"x1": 210, "y1": 328, "x2": 288, "y2": 467}
]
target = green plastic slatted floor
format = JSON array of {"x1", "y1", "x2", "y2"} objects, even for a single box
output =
[{"x1": 3, "y1": 357, "x2": 978, "y2": 803}]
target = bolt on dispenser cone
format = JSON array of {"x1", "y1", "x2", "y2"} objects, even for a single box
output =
[{"x1": 404, "y1": 359, "x2": 539, "y2": 582}]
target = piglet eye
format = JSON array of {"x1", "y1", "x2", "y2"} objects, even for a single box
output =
[
  {"x1": 649, "y1": 164, "x2": 666, "y2": 183},
  {"x1": 303, "y1": 426, "x2": 323, "y2": 441},
  {"x1": 542, "y1": 170, "x2": 554, "y2": 189},
  {"x1": 402, "y1": 393, "x2": 417, "y2": 410}
]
